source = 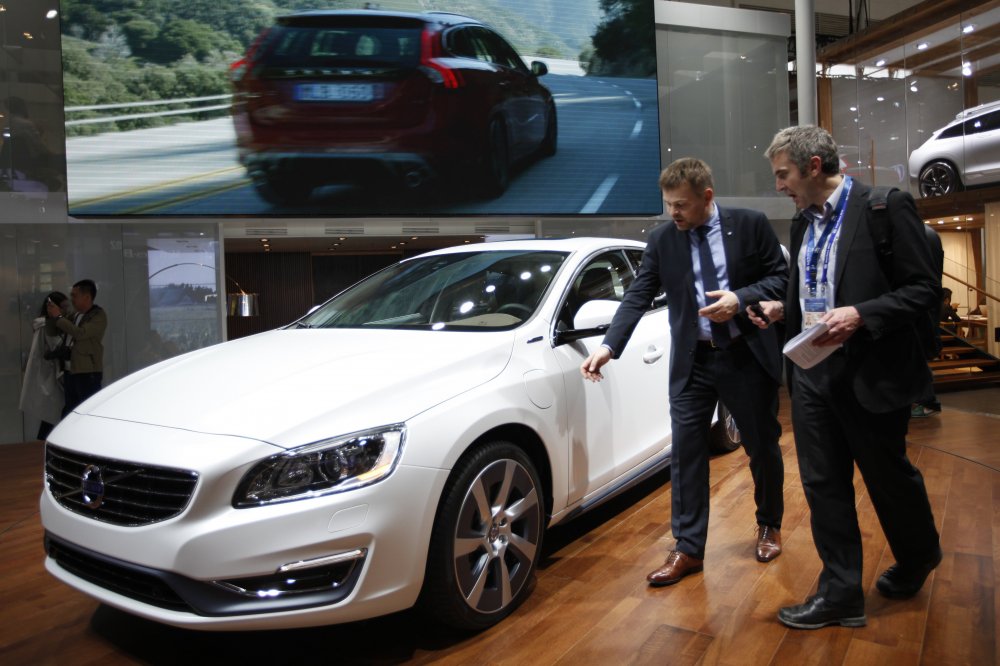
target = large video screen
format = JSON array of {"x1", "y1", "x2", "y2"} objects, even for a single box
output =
[{"x1": 59, "y1": 0, "x2": 661, "y2": 217}]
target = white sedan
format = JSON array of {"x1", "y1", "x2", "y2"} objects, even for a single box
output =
[{"x1": 40, "y1": 238, "x2": 739, "y2": 631}]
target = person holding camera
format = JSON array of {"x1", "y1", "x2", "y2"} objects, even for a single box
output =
[
  {"x1": 46, "y1": 279, "x2": 107, "y2": 417},
  {"x1": 20, "y1": 291, "x2": 69, "y2": 439}
]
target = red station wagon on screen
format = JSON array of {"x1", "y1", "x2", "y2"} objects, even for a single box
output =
[{"x1": 230, "y1": 10, "x2": 558, "y2": 205}]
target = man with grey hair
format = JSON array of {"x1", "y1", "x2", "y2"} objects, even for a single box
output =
[{"x1": 750, "y1": 125, "x2": 941, "y2": 629}]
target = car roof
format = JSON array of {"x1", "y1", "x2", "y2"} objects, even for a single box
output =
[
  {"x1": 956, "y1": 99, "x2": 1000, "y2": 119},
  {"x1": 416, "y1": 237, "x2": 647, "y2": 258},
  {"x1": 280, "y1": 9, "x2": 482, "y2": 27}
]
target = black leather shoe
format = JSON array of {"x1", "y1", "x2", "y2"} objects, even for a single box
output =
[
  {"x1": 876, "y1": 547, "x2": 943, "y2": 599},
  {"x1": 777, "y1": 595, "x2": 866, "y2": 630}
]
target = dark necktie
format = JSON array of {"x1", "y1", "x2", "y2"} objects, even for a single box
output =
[{"x1": 696, "y1": 224, "x2": 732, "y2": 347}]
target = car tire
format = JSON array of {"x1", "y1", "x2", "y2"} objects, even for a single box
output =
[
  {"x1": 538, "y1": 104, "x2": 557, "y2": 158},
  {"x1": 709, "y1": 403, "x2": 741, "y2": 454},
  {"x1": 918, "y1": 160, "x2": 962, "y2": 198},
  {"x1": 420, "y1": 440, "x2": 544, "y2": 631},
  {"x1": 480, "y1": 118, "x2": 510, "y2": 198},
  {"x1": 252, "y1": 173, "x2": 313, "y2": 206}
]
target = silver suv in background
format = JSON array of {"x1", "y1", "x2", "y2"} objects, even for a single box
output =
[{"x1": 909, "y1": 100, "x2": 1000, "y2": 197}]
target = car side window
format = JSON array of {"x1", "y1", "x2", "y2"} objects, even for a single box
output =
[
  {"x1": 968, "y1": 110, "x2": 1000, "y2": 134},
  {"x1": 625, "y1": 249, "x2": 667, "y2": 310},
  {"x1": 480, "y1": 30, "x2": 528, "y2": 73},
  {"x1": 556, "y1": 251, "x2": 633, "y2": 330},
  {"x1": 447, "y1": 27, "x2": 477, "y2": 59}
]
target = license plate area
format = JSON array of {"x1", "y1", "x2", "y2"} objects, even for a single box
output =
[{"x1": 295, "y1": 83, "x2": 384, "y2": 102}]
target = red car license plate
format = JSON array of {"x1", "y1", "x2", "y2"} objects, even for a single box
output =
[{"x1": 295, "y1": 83, "x2": 382, "y2": 102}]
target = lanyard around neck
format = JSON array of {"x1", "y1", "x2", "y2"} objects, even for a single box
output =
[{"x1": 805, "y1": 177, "x2": 852, "y2": 295}]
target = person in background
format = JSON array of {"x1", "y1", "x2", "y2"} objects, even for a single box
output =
[
  {"x1": 20, "y1": 292, "x2": 69, "y2": 440},
  {"x1": 940, "y1": 288, "x2": 961, "y2": 330},
  {"x1": 46, "y1": 279, "x2": 107, "y2": 416}
]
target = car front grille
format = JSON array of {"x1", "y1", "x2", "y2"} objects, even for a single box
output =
[
  {"x1": 45, "y1": 444, "x2": 198, "y2": 527},
  {"x1": 46, "y1": 535, "x2": 192, "y2": 613}
]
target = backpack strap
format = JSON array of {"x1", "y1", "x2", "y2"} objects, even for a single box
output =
[{"x1": 867, "y1": 185, "x2": 898, "y2": 282}]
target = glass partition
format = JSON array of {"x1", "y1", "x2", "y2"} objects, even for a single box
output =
[{"x1": 657, "y1": 25, "x2": 790, "y2": 197}]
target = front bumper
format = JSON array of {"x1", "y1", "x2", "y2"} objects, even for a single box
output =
[{"x1": 40, "y1": 420, "x2": 449, "y2": 630}]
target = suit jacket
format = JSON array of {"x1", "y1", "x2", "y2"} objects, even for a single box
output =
[
  {"x1": 46, "y1": 305, "x2": 107, "y2": 374},
  {"x1": 785, "y1": 182, "x2": 937, "y2": 412},
  {"x1": 603, "y1": 207, "x2": 788, "y2": 398}
]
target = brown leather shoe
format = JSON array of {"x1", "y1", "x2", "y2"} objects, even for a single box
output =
[
  {"x1": 646, "y1": 550, "x2": 704, "y2": 587},
  {"x1": 756, "y1": 525, "x2": 782, "y2": 562}
]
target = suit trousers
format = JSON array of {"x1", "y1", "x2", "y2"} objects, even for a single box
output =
[
  {"x1": 63, "y1": 371, "x2": 103, "y2": 418},
  {"x1": 668, "y1": 340, "x2": 784, "y2": 560},
  {"x1": 791, "y1": 352, "x2": 940, "y2": 606}
]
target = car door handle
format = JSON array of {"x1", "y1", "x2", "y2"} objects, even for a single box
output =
[{"x1": 643, "y1": 346, "x2": 664, "y2": 364}]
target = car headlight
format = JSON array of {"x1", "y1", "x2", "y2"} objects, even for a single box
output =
[{"x1": 233, "y1": 425, "x2": 405, "y2": 508}]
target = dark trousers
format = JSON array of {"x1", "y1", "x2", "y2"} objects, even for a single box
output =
[
  {"x1": 63, "y1": 371, "x2": 103, "y2": 417},
  {"x1": 668, "y1": 340, "x2": 784, "y2": 559},
  {"x1": 792, "y1": 354, "x2": 940, "y2": 606}
]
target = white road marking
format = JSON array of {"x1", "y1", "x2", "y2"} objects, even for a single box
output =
[
  {"x1": 580, "y1": 175, "x2": 619, "y2": 214},
  {"x1": 630, "y1": 120, "x2": 643, "y2": 139}
]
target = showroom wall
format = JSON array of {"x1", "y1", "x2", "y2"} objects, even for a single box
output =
[{"x1": 0, "y1": 0, "x2": 793, "y2": 442}]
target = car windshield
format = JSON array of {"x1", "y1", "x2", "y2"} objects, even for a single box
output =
[{"x1": 299, "y1": 250, "x2": 568, "y2": 331}]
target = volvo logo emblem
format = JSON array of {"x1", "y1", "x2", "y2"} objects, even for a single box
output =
[{"x1": 81, "y1": 464, "x2": 105, "y2": 509}]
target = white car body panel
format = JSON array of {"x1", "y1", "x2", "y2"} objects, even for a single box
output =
[{"x1": 40, "y1": 237, "x2": 684, "y2": 630}]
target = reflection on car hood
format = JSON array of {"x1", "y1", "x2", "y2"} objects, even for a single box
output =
[{"x1": 80, "y1": 329, "x2": 515, "y2": 448}]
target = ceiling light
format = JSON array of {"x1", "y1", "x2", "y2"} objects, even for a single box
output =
[
  {"x1": 953, "y1": 217, "x2": 960, "y2": 221},
  {"x1": 962, "y1": 63, "x2": 973, "y2": 77},
  {"x1": 411, "y1": 237, "x2": 418, "y2": 240},
  {"x1": 46, "y1": 9, "x2": 57, "y2": 19},
  {"x1": 260, "y1": 238, "x2": 268, "y2": 242},
  {"x1": 963, "y1": 25, "x2": 975, "y2": 34},
  {"x1": 924, "y1": 220, "x2": 930, "y2": 224},
  {"x1": 937, "y1": 220, "x2": 944, "y2": 224},
  {"x1": 966, "y1": 217, "x2": 973, "y2": 221},
  {"x1": 875, "y1": 59, "x2": 886, "y2": 67},
  {"x1": 910, "y1": 84, "x2": 918, "y2": 93},
  {"x1": 23, "y1": 32, "x2": 33, "y2": 39},
  {"x1": 876, "y1": 96, "x2": 885, "y2": 102},
  {"x1": 850, "y1": 106, "x2": 858, "y2": 112},
  {"x1": 956, "y1": 226, "x2": 962, "y2": 230},
  {"x1": 916, "y1": 42, "x2": 929, "y2": 51}
]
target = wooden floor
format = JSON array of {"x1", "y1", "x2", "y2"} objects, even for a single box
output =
[{"x1": 1, "y1": 395, "x2": 998, "y2": 665}]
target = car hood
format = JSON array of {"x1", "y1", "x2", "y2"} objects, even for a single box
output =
[{"x1": 79, "y1": 329, "x2": 515, "y2": 448}]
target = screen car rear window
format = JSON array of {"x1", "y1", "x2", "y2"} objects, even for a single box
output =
[{"x1": 263, "y1": 24, "x2": 423, "y2": 68}]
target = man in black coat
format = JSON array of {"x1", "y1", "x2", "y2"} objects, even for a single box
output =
[
  {"x1": 581, "y1": 158, "x2": 788, "y2": 586},
  {"x1": 752, "y1": 125, "x2": 941, "y2": 630}
]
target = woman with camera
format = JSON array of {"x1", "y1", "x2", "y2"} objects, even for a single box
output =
[{"x1": 20, "y1": 291, "x2": 69, "y2": 440}]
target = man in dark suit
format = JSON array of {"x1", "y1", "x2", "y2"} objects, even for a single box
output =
[
  {"x1": 751, "y1": 126, "x2": 941, "y2": 629},
  {"x1": 581, "y1": 158, "x2": 788, "y2": 586}
]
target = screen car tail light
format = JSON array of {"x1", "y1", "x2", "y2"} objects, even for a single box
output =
[
  {"x1": 230, "y1": 28, "x2": 271, "y2": 83},
  {"x1": 420, "y1": 26, "x2": 463, "y2": 89}
]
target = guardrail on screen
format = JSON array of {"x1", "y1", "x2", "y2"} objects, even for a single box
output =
[{"x1": 64, "y1": 94, "x2": 234, "y2": 127}]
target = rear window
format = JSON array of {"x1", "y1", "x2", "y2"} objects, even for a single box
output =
[{"x1": 262, "y1": 21, "x2": 423, "y2": 68}]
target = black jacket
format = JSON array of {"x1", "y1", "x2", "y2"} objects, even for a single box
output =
[
  {"x1": 603, "y1": 206, "x2": 788, "y2": 398},
  {"x1": 785, "y1": 182, "x2": 938, "y2": 412}
]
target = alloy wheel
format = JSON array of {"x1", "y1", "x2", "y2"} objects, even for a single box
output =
[{"x1": 452, "y1": 458, "x2": 541, "y2": 614}]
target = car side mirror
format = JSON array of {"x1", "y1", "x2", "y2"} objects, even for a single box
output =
[
  {"x1": 554, "y1": 299, "x2": 618, "y2": 345},
  {"x1": 531, "y1": 61, "x2": 549, "y2": 77}
]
